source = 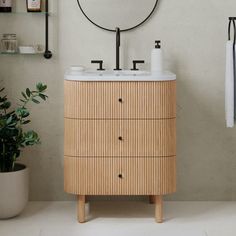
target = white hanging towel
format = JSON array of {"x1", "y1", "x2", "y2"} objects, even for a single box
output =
[{"x1": 225, "y1": 41, "x2": 235, "y2": 128}]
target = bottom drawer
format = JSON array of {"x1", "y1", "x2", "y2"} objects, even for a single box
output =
[{"x1": 64, "y1": 156, "x2": 176, "y2": 195}]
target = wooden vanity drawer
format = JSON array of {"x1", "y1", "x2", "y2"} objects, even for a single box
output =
[
  {"x1": 64, "y1": 119, "x2": 176, "y2": 157},
  {"x1": 64, "y1": 80, "x2": 176, "y2": 119},
  {"x1": 121, "y1": 81, "x2": 176, "y2": 119},
  {"x1": 65, "y1": 118, "x2": 121, "y2": 157},
  {"x1": 64, "y1": 81, "x2": 122, "y2": 119},
  {"x1": 64, "y1": 156, "x2": 176, "y2": 195}
]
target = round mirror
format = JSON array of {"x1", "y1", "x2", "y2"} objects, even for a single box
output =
[{"x1": 77, "y1": 0, "x2": 158, "y2": 32}]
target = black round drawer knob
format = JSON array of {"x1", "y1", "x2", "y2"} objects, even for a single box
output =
[
  {"x1": 118, "y1": 174, "x2": 123, "y2": 179},
  {"x1": 118, "y1": 136, "x2": 123, "y2": 141},
  {"x1": 118, "y1": 98, "x2": 123, "y2": 103}
]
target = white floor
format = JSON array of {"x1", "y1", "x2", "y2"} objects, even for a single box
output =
[{"x1": 0, "y1": 201, "x2": 236, "y2": 236}]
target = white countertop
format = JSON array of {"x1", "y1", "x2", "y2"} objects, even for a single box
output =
[{"x1": 65, "y1": 69, "x2": 176, "y2": 82}]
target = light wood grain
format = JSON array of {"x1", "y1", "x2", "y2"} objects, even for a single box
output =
[
  {"x1": 77, "y1": 195, "x2": 85, "y2": 223},
  {"x1": 64, "y1": 119, "x2": 176, "y2": 157},
  {"x1": 121, "y1": 81, "x2": 176, "y2": 119},
  {"x1": 155, "y1": 195, "x2": 163, "y2": 223},
  {"x1": 64, "y1": 80, "x2": 177, "y2": 223},
  {"x1": 64, "y1": 156, "x2": 176, "y2": 195},
  {"x1": 64, "y1": 81, "x2": 176, "y2": 119},
  {"x1": 64, "y1": 81, "x2": 122, "y2": 119}
]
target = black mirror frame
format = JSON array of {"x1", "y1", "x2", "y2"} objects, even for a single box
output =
[{"x1": 77, "y1": 0, "x2": 159, "y2": 32}]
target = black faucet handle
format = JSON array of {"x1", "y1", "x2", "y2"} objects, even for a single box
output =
[
  {"x1": 91, "y1": 60, "x2": 105, "y2": 71},
  {"x1": 131, "y1": 60, "x2": 145, "y2": 71}
]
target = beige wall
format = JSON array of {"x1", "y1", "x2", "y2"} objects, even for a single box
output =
[{"x1": 1, "y1": 0, "x2": 236, "y2": 200}]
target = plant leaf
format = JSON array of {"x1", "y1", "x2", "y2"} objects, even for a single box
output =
[
  {"x1": 0, "y1": 95, "x2": 7, "y2": 103},
  {"x1": 16, "y1": 107, "x2": 30, "y2": 118},
  {"x1": 22, "y1": 120, "x2": 31, "y2": 125},
  {"x1": 36, "y1": 83, "x2": 47, "y2": 92},
  {"x1": 42, "y1": 85, "x2": 47, "y2": 91},
  {"x1": 0, "y1": 101, "x2": 11, "y2": 110},
  {"x1": 6, "y1": 116, "x2": 12, "y2": 125},
  {"x1": 39, "y1": 94, "x2": 47, "y2": 101},
  {"x1": 26, "y1": 88, "x2": 31, "y2": 97},
  {"x1": 36, "y1": 82, "x2": 43, "y2": 91},
  {"x1": 21, "y1": 92, "x2": 27, "y2": 100},
  {"x1": 32, "y1": 99, "x2": 40, "y2": 104}
]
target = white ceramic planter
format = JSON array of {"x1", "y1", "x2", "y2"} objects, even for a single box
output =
[{"x1": 0, "y1": 164, "x2": 29, "y2": 219}]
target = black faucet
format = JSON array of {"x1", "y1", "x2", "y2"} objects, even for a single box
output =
[{"x1": 114, "y1": 27, "x2": 121, "y2": 70}]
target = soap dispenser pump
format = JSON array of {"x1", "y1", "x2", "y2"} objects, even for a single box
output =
[{"x1": 151, "y1": 40, "x2": 163, "y2": 73}]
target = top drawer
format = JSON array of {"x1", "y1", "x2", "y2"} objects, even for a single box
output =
[{"x1": 64, "y1": 81, "x2": 176, "y2": 119}]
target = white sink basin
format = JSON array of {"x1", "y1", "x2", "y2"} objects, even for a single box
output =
[{"x1": 65, "y1": 67, "x2": 176, "y2": 82}]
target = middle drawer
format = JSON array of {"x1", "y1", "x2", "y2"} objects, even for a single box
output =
[{"x1": 64, "y1": 119, "x2": 176, "y2": 157}]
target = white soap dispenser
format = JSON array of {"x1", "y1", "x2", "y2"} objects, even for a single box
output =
[{"x1": 151, "y1": 40, "x2": 163, "y2": 73}]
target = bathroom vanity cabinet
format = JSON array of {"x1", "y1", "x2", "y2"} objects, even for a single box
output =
[{"x1": 64, "y1": 80, "x2": 176, "y2": 223}]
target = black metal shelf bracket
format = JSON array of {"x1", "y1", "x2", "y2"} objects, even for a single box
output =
[{"x1": 44, "y1": 0, "x2": 52, "y2": 59}]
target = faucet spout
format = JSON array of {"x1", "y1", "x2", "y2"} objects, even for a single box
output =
[{"x1": 114, "y1": 27, "x2": 121, "y2": 70}]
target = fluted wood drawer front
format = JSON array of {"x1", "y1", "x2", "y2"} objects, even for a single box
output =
[
  {"x1": 64, "y1": 118, "x2": 121, "y2": 157},
  {"x1": 64, "y1": 80, "x2": 122, "y2": 119},
  {"x1": 119, "y1": 119, "x2": 176, "y2": 157},
  {"x1": 64, "y1": 156, "x2": 176, "y2": 195},
  {"x1": 64, "y1": 80, "x2": 176, "y2": 119},
  {"x1": 121, "y1": 81, "x2": 176, "y2": 119},
  {"x1": 64, "y1": 119, "x2": 176, "y2": 157}
]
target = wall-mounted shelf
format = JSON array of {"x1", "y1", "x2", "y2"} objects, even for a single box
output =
[
  {"x1": 0, "y1": 52, "x2": 44, "y2": 55},
  {"x1": 0, "y1": 12, "x2": 52, "y2": 15},
  {"x1": 0, "y1": 0, "x2": 52, "y2": 59}
]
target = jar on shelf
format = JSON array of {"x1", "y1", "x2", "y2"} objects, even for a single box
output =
[
  {"x1": 26, "y1": 0, "x2": 42, "y2": 12},
  {"x1": 0, "y1": 0, "x2": 12, "y2": 12},
  {"x1": 1, "y1": 34, "x2": 18, "y2": 53}
]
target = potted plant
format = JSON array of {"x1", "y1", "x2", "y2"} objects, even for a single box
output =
[{"x1": 0, "y1": 83, "x2": 48, "y2": 219}]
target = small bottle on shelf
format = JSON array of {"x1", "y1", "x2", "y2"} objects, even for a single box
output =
[
  {"x1": 26, "y1": 0, "x2": 42, "y2": 12},
  {"x1": 0, "y1": 0, "x2": 12, "y2": 13}
]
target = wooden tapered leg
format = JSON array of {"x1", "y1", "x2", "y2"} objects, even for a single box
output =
[
  {"x1": 149, "y1": 195, "x2": 156, "y2": 204},
  {"x1": 155, "y1": 195, "x2": 163, "y2": 223},
  {"x1": 77, "y1": 195, "x2": 86, "y2": 223}
]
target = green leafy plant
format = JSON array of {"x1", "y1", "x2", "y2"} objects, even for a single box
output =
[{"x1": 0, "y1": 83, "x2": 48, "y2": 172}]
